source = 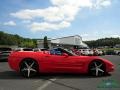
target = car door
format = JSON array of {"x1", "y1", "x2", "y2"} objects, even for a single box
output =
[
  {"x1": 41, "y1": 54, "x2": 67, "y2": 73},
  {"x1": 62, "y1": 56, "x2": 86, "y2": 73},
  {"x1": 41, "y1": 53, "x2": 85, "y2": 73}
]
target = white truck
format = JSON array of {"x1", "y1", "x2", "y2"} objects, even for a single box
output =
[{"x1": 114, "y1": 50, "x2": 120, "y2": 55}]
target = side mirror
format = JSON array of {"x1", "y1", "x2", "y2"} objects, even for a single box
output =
[{"x1": 62, "y1": 53, "x2": 69, "y2": 57}]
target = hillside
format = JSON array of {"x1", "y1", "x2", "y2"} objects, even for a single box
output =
[
  {"x1": 0, "y1": 31, "x2": 37, "y2": 48},
  {"x1": 0, "y1": 31, "x2": 120, "y2": 48},
  {"x1": 84, "y1": 37, "x2": 120, "y2": 48}
]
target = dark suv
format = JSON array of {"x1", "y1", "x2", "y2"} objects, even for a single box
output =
[{"x1": 0, "y1": 47, "x2": 12, "y2": 61}]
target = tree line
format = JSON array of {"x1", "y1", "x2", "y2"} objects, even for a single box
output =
[
  {"x1": 0, "y1": 31, "x2": 120, "y2": 48},
  {"x1": 0, "y1": 31, "x2": 37, "y2": 48},
  {"x1": 84, "y1": 37, "x2": 120, "y2": 48}
]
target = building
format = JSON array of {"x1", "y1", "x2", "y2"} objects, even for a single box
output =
[
  {"x1": 37, "y1": 35, "x2": 88, "y2": 49},
  {"x1": 37, "y1": 39, "x2": 51, "y2": 49},
  {"x1": 115, "y1": 44, "x2": 120, "y2": 48}
]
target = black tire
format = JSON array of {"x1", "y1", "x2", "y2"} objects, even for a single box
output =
[
  {"x1": 89, "y1": 60, "x2": 106, "y2": 76},
  {"x1": 118, "y1": 52, "x2": 120, "y2": 56},
  {"x1": 20, "y1": 59, "x2": 38, "y2": 78}
]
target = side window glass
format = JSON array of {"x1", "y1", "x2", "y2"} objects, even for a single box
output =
[
  {"x1": 55, "y1": 51, "x2": 62, "y2": 55},
  {"x1": 50, "y1": 49, "x2": 62, "y2": 55},
  {"x1": 50, "y1": 50, "x2": 56, "y2": 55}
]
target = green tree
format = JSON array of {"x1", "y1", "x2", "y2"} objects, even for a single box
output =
[
  {"x1": 0, "y1": 31, "x2": 37, "y2": 48},
  {"x1": 84, "y1": 37, "x2": 120, "y2": 48},
  {"x1": 43, "y1": 36, "x2": 49, "y2": 49}
]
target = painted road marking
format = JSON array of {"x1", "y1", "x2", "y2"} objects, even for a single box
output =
[{"x1": 37, "y1": 78, "x2": 57, "y2": 90}]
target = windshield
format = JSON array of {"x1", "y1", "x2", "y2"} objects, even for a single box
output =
[{"x1": 23, "y1": 48, "x2": 33, "y2": 51}]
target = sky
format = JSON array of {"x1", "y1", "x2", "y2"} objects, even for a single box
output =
[{"x1": 0, "y1": 0, "x2": 120, "y2": 41}]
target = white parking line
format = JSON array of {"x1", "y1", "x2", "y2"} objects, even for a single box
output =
[{"x1": 37, "y1": 78, "x2": 57, "y2": 90}]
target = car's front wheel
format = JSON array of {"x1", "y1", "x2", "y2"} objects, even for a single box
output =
[
  {"x1": 20, "y1": 59, "x2": 38, "y2": 78},
  {"x1": 89, "y1": 60, "x2": 106, "y2": 76}
]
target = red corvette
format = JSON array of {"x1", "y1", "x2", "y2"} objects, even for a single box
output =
[{"x1": 8, "y1": 48, "x2": 114, "y2": 78}]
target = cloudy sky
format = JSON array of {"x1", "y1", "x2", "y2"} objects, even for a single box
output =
[{"x1": 0, "y1": 0, "x2": 120, "y2": 40}]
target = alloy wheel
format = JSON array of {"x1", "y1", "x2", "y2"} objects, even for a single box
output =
[
  {"x1": 20, "y1": 59, "x2": 38, "y2": 78},
  {"x1": 89, "y1": 61, "x2": 105, "y2": 76}
]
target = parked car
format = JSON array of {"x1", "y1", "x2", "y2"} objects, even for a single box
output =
[
  {"x1": 98, "y1": 50, "x2": 103, "y2": 56},
  {"x1": 8, "y1": 48, "x2": 114, "y2": 78},
  {"x1": 114, "y1": 50, "x2": 120, "y2": 55},
  {"x1": 79, "y1": 49, "x2": 93, "y2": 56},
  {"x1": 93, "y1": 49, "x2": 103, "y2": 56},
  {"x1": 0, "y1": 47, "x2": 12, "y2": 61},
  {"x1": 72, "y1": 49, "x2": 81, "y2": 55},
  {"x1": 79, "y1": 49, "x2": 87, "y2": 55},
  {"x1": 88, "y1": 49, "x2": 94, "y2": 56},
  {"x1": 33, "y1": 48, "x2": 48, "y2": 52},
  {"x1": 13, "y1": 48, "x2": 33, "y2": 52}
]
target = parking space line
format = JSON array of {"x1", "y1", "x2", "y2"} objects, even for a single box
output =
[{"x1": 37, "y1": 78, "x2": 57, "y2": 90}]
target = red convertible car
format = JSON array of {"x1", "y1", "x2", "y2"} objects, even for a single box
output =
[{"x1": 8, "y1": 48, "x2": 114, "y2": 78}]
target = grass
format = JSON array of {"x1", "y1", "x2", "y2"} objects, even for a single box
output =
[{"x1": 101, "y1": 48, "x2": 120, "y2": 51}]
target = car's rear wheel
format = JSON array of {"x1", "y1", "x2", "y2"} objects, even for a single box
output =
[
  {"x1": 20, "y1": 59, "x2": 38, "y2": 78},
  {"x1": 89, "y1": 60, "x2": 106, "y2": 76}
]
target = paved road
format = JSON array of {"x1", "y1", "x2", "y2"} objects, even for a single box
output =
[{"x1": 0, "y1": 55, "x2": 120, "y2": 90}]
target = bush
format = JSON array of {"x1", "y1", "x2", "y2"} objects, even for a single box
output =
[{"x1": 105, "y1": 50, "x2": 116, "y2": 55}]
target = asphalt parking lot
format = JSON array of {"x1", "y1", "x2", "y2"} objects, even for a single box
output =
[{"x1": 0, "y1": 55, "x2": 120, "y2": 90}]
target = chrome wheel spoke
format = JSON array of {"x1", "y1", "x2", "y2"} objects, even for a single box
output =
[
  {"x1": 27, "y1": 69, "x2": 30, "y2": 77},
  {"x1": 98, "y1": 68, "x2": 104, "y2": 72},
  {"x1": 98, "y1": 64, "x2": 103, "y2": 68},
  {"x1": 24, "y1": 62, "x2": 29, "y2": 68},
  {"x1": 30, "y1": 68, "x2": 37, "y2": 72},
  {"x1": 96, "y1": 69, "x2": 99, "y2": 76},
  {"x1": 94, "y1": 62, "x2": 97, "y2": 67},
  {"x1": 30, "y1": 62, "x2": 34, "y2": 67},
  {"x1": 21, "y1": 68, "x2": 28, "y2": 71}
]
